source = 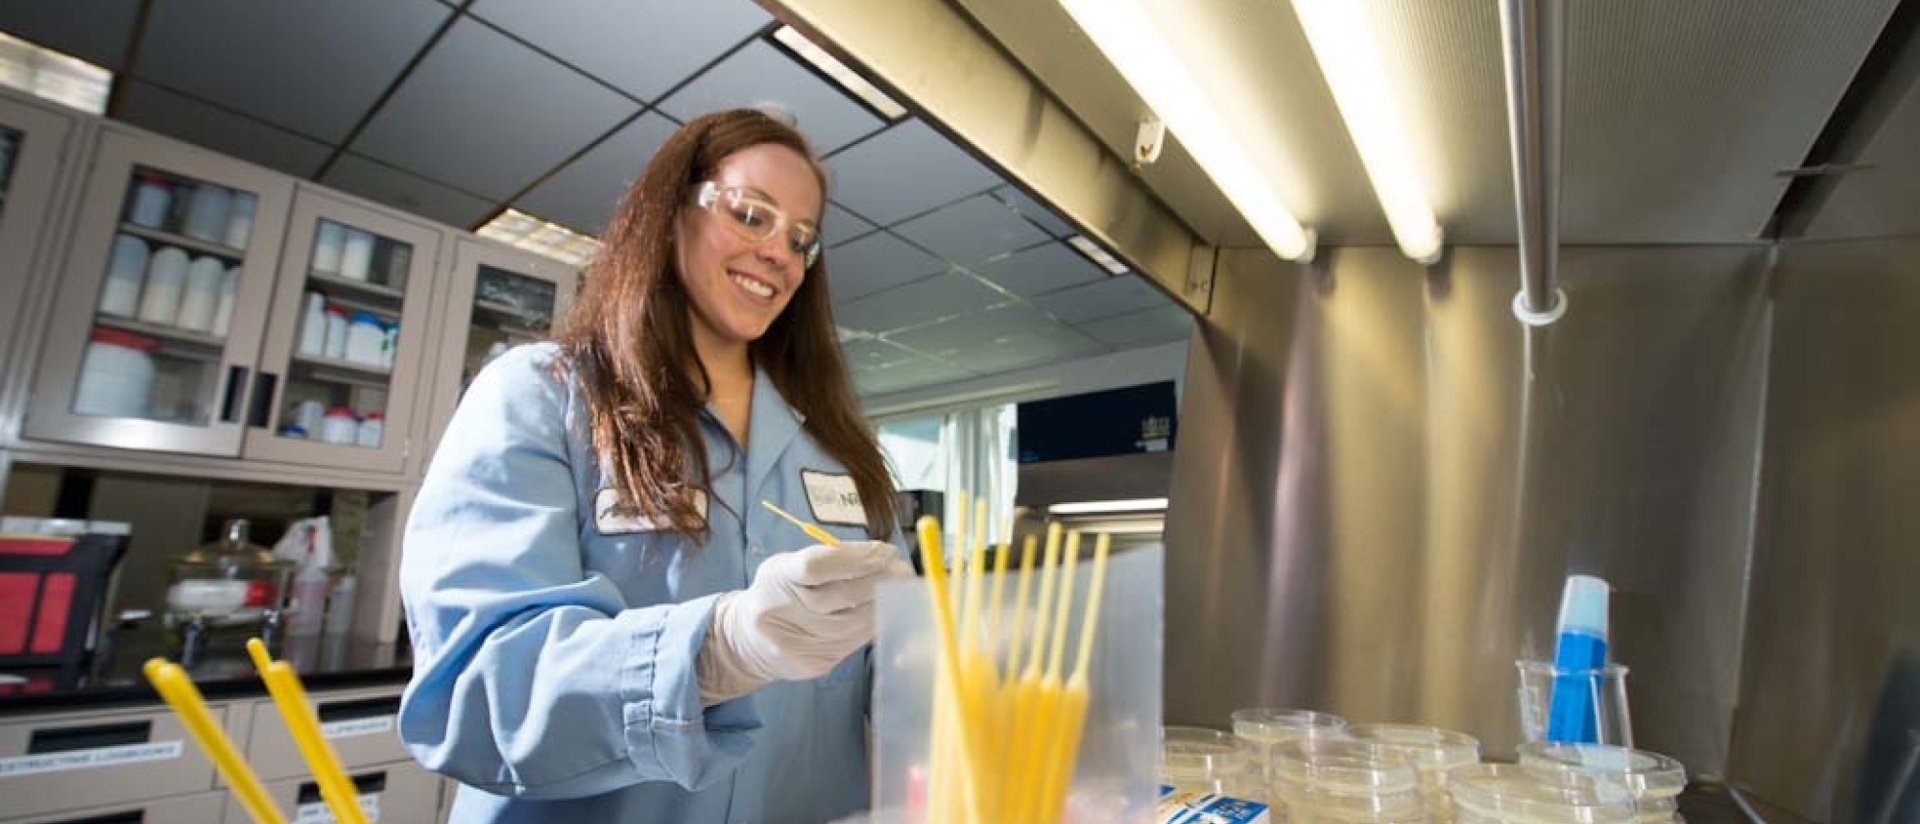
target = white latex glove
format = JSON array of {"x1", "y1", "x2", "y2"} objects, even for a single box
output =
[{"x1": 698, "y1": 540, "x2": 911, "y2": 704}]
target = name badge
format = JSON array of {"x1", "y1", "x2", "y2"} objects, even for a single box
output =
[
  {"x1": 594, "y1": 488, "x2": 707, "y2": 534},
  {"x1": 801, "y1": 469, "x2": 866, "y2": 528}
]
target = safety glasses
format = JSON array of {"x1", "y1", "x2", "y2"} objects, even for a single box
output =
[{"x1": 693, "y1": 181, "x2": 822, "y2": 269}]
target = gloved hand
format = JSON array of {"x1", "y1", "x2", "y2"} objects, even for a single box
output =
[{"x1": 698, "y1": 540, "x2": 911, "y2": 704}]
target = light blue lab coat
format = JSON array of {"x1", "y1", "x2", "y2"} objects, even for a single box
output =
[{"x1": 399, "y1": 343, "x2": 891, "y2": 824}]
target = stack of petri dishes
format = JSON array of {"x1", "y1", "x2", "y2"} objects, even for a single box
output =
[
  {"x1": 1273, "y1": 737, "x2": 1429, "y2": 824},
  {"x1": 1345, "y1": 724, "x2": 1482, "y2": 821},
  {"x1": 1233, "y1": 709, "x2": 1352, "y2": 804},
  {"x1": 1515, "y1": 743, "x2": 1688, "y2": 824},
  {"x1": 1163, "y1": 726, "x2": 1256, "y2": 799},
  {"x1": 1448, "y1": 763, "x2": 1638, "y2": 824}
]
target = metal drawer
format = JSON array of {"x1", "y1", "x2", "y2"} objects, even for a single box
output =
[
  {"x1": 0, "y1": 705, "x2": 222, "y2": 819},
  {"x1": 1, "y1": 788, "x2": 226, "y2": 824},
  {"x1": 241, "y1": 685, "x2": 408, "y2": 782},
  {"x1": 221, "y1": 760, "x2": 441, "y2": 824}
]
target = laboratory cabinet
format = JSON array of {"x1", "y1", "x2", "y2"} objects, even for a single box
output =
[{"x1": 0, "y1": 91, "x2": 83, "y2": 400}]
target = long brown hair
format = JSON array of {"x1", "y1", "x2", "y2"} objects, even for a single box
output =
[{"x1": 557, "y1": 109, "x2": 898, "y2": 541}]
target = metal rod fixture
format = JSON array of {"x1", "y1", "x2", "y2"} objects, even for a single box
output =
[{"x1": 1499, "y1": 0, "x2": 1568, "y2": 325}]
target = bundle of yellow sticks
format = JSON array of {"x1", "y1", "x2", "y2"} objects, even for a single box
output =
[{"x1": 915, "y1": 496, "x2": 1113, "y2": 824}]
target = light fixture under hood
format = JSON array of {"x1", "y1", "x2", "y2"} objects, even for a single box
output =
[
  {"x1": 1289, "y1": 0, "x2": 1445, "y2": 264},
  {"x1": 1058, "y1": 0, "x2": 1317, "y2": 263}
]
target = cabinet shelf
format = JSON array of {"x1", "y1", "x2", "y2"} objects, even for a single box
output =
[
  {"x1": 118, "y1": 222, "x2": 246, "y2": 260},
  {"x1": 95, "y1": 313, "x2": 225, "y2": 360},
  {"x1": 472, "y1": 299, "x2": 551, "y2": 334},
  {"x1": 309, "y1": 270, "x2": 405, "y2": 302},
  {"x1": 290, "y1": 353, "x2": 391, "y2": 390}
]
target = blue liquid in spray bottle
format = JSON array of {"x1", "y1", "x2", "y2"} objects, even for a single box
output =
[{"x1": 1547, "y1": 575, "x2": 1610, "y2": 743}]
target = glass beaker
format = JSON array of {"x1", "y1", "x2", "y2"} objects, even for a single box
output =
[{"x1": 1515, "y1": 660, "x2": 1634, "y2": 747}]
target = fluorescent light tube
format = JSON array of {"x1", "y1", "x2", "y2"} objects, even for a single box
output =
[
  {"x1": 477, "y1": 209, "x2": 602, "y2": 266},
  {"x1": 1058, "y1": 0, "x2": 1316, "y2": 263},
  {"x1": 773, "y1": 26, "x2": 908, "y2": 120},
  {"x1": 1047, "y1": 498, "x2": 1169, "y2": 515},
  {"x1": 1289, "y1": 0, "x2": 1445, "y2": 263},
  {"x1": 0, "y1": 31, "x2": 111, "y2": 115}
]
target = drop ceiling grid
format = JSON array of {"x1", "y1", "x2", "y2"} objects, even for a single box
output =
[{"x1": 1560, "y1": 0, "x2": 1899, "y2": 243}]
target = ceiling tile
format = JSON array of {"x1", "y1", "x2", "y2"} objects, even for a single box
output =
[
  {"x1": 823, "y1": 231, "x2": 946, "y2": 302},
  {"x1": 854, "y1": 355, "x2": 976, "y2": 395},
  {"x1": 469, "y1": 0, "x2": 769, "y2": 102},
  {"x1": 833, "y1": 272, "x2": 1006, "y2": 334},
  {"x1": 827, "y1": 120, "x2": 1002, "y2": 224},
  {"x1": 841, "y1": 338, "x2": 921, "y2": 371},
  {"x1": 321, "y1": 153, "x2": 496, "y2": 229},
  {"x1": 886, "y1": 304, "x2": 1108, "y2": 373},
  {"x1": 973, "y1": 241, "x2": 1106, "y2": 298},
  {"x1": 1031, "y1": 274, "x2": 1175, "y2": 323},
  {"x1": 350, "y1": 19, "x2": 637, "y2": 201},
  {"x1": 135, "y1": 0, "x2": 450, "y2": 142},
  {"x1": 824, "y1": 202, "x2": 876, "y2": 247},
  {"x1": 0, "y1": 0, "x2": 138, "y2": 70},
  {"x1": 1075, "y1": 304, "x2": 1195, "y2": 348},
  {"x1": 891, "y1": 194, "x2": 1049, "y2": 265},
  {"x1": 116, "y1": 81, "x2": 332, "y2": 178},
  {"x1": 516, "y1": 111, "x2": 676, "y2": 234},
  {"x1": 659, "y1": 40, "x2": 884, "y2": 153},
  {"x1": 991, "y1": 186, "x2": 1077, "y2": 237}
]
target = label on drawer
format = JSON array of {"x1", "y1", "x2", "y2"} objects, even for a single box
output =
[
  {"x1": 321, "y1": 715, "x2": 394, "y2": 739},
  {"x1": 0, "y1": 740, "x2": 184, "y2": 777},
  {"x1": 296, "y1": 792, "x2": 379, "y2": 823}
]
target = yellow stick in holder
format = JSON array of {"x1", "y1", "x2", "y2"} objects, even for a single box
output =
[
  {"x1": 142, "y1": 658, "x2": 289, "y2": 824},
  {"x1": 760, "y1": 500, "x2": 840, "y2": 546},
  {"x1": 246, "y1": 638, "x2": 371, "y2": 824}
]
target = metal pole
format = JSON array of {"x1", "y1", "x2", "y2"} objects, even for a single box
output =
[{"x1": 1500, "y1": 0, "x2": 1568, "y2": 325}]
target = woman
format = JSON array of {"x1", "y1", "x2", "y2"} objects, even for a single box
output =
[{"x1": 399, "y1": 109, "x2": 910, "y2": 824}]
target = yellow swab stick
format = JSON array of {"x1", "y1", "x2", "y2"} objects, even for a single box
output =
[
  {"x1": 917, "y1": 515, "x2": 986, "y2": 824},
  {"x1": 1016, "y1": 529, "x2": 1082, "y2": 822},
  {"x1": 247, "y1": 639, "x2": 370, "y2": 824},
  {"x1": 143, "y1": 659, "x2": 289, "y2": 824},
  {"x1": 1004, "y1": 524, "x2": 1064, "y2": 820},
  {"x1": 759, "y1": 500, "x2": 838, "y2": 546},
  {"x1": 1003, "y1": 534, "x2": 1039, "y2": 676},
  {"x1": 1039, "y1": 532, "x2": 1112, "y2": 817}
]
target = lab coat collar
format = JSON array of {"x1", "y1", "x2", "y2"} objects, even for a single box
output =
[{"x1": 744, "y1": 363, "x2": 805, "y2": 506}]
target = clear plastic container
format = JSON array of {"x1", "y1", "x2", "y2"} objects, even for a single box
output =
[
  {"x1": 1447, "y1": 763, "x2": 1636, "y2": 824},
  {"x1": 313, "y1": 220, "x2": 346, "y2": 273},
  {"x1": 1346, "y1": 724, "x2": 1481, "y2": 821},
  {"x1": 1515, "y1": 743, "x2": 1685, "y2": 824},
  {"x1": 1235, "y1": 709, "x2": 1351, "y2": 802},
  {"x1": 181, "y1": 182, "x2": 231, "y2": 243},
  {"x1": 174, "y1": 255, "x2": 226, "y2": 332},
  {"x1": 1165, "y1": 726, "x2": 1254, "y2": 797},
  {"x1": 136, "y1": 246, "x2": 189, "y2": 326},
  {"x1": 1274, "y1": 737, "x2": 1426, "y2": 824}
]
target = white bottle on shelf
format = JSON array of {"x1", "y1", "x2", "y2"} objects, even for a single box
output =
[
  {"x1": 313, "y1": 221, "x2": 346, "y2": 273},
  {"x1": 320, "y1": 407, "x2": 358, "y2": 445},
  {"x1": 355, "y1": 412, "x2": 383, "y2": 447},
  {"x1": 299, "y1": 292, "x2": 327, "y2": 355},
  {"x1": 136, "y1": 247, "x2": 189, "y2": 326},
  {"x1": 127, "y1": 175, "x2": 172, "y2": 228},
  {"x1": 323, "y1": 305, "x2": 349, "y2": 359},
  {"x1": 182, "y1": 183, "x2": 231, "y2": 243},
  {"x1": 99, "y1": 234, "x2": 150, "y2": 317},
  {"x1": 224, "y1": 192, "x2": 256, "y2": 248},
  {"x1": 345, "y1": 311, "x2": 385, "y2": 365},
  {"x1": 211, "y1": 266, "x2": 240, "y2": 336},
  {"x1": 287, "y1": 563, "x2": 329, "y2": 638},
  {"x1": 175, "y1": 255, "x2": 225, "y2": 332},
  {"x1": 339, "y1": 230, "x2": 374, "y2": 281},
  {"x1": 324, "y1": 573, "x2": 356, "y2": 639}
]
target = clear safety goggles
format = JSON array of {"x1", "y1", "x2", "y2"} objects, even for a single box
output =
[{"x1": 693, "y1": 181, "x2": 822, "y2": 269}]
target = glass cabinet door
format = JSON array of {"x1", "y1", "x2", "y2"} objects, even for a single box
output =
[
  {"x1": 0, "y1": 93, "x2": 79, "y2": 396},
  {"x1": 421, "y1": 238, "x2": 575, "y2": 461},
  {"x1": 240, "y1": 189, "x2": 442, "y2": 474},
  {"x1": 24, "y1": 128, "x2": 291, "y2": 455}
]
